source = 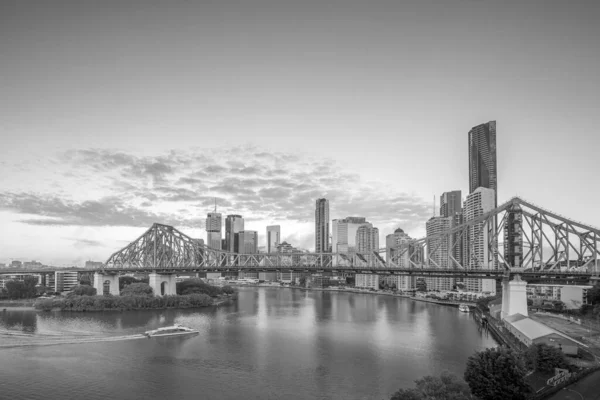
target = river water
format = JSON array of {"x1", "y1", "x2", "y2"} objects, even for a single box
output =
[{"x1": 0, "y1": 287, "x2": 497, "y2": 400}]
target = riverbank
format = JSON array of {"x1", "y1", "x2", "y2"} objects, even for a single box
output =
[{"x1": 0, "y1": 300, "x2": 36, "y2": 310}]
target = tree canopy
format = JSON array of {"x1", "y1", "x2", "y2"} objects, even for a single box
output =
[
  {"x1": 121, "y1": 283, "x2": 154, "y2": 297},
  {"x1": 464, "y1": 347, "x2": 530, "y2": 400},
  {"x1": 69, "y1": 285, "x2": 97, "y2": 296},
  {"x1": 525, "y1": 343, "x2": 568, "y2": 373},
  {"x1": 4, "y1": 277, "x2": 38, "y2": 299},
  {"x1": 390, "y1": 371, "x2": 475, "y2": 400},
  {"x1": 176, "y1": 279, "x2": 224, "y2": 297}
]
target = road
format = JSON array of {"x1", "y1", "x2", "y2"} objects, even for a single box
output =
[{"x1": 547, "y1": 370, "x2": 600, "y2": 400}]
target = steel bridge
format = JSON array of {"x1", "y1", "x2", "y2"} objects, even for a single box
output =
[{"x1": 100, "y1": 197, "x2": 599, "y2": 283}]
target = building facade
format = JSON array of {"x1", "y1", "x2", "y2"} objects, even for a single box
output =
[
  {"x1": 426, "y1": 216, "x2": 453, "y2": 291},
  {"x1": 206, "y1": 212, "x2": 223, "y2": 250},
  {"x1": 385, "y1": 228, "x2": 420, "y2": 290},
  {"x1": 225, "y1": 215, "x2": 244, "y2": 253},
  {"x1": 464, "y1": 187, "x2": 497, "y2": 293},
  {"x1": 440, "y1": 190, "x2": 462, "y2": 218},
  {"x1": 468, "y1": 121, "x2": 497, "y2": 207},
  {"x1": 527, "y1": 284, "x2": 592, "y2": 310},
  {"x1": 355, "y1": 273, "x2": 379, "y2": 290},
  {"x1": 332, "y1": 217, "x2": 368, "y2": 254},
  {"x1": 356, "y1": 224, "x2": 379, "y2": 264},
  {"x1": 266, "y1": 225, "x2": 281, "y2": 253},
  {"x1": 315, "y1": 198, "x2": 330, "y2": 253},
  {"x1": 55, "y1": 271, "x2": 79, "y2": 292},
  {"x1": 237, "y1": 231, "x2": 258, "y2": 254},
  {"x1": 504, "y1": 203, "x2": 524, "y2": 268}
]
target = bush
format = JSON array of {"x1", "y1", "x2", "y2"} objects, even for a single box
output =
[
  {"x1": 121, "y1": 283, "x2": 153, "y2": 297},
  {"x1": 176, "y1": 279, "x2": 224, "y2": 297},
  {"x1": 390, "y1": 371, "x2": 474, "y2": 400},
  {"x1": 33, "y1": 293, "x2": 215, "y2": 311},
  {"x1": 69, "y1": 285, "x2": 97, "y2": 296}
]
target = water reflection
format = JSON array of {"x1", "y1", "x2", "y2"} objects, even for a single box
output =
[{"x1": 0, "y1": 288, "x2": 497, "y2": 400}]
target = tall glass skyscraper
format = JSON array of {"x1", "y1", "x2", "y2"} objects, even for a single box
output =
[
  {"x1": 468, "y1": 121, "x2": 497, "y2": 207},
  {"x1": 266, "y1": 225, "x2": 280, "y2": 253},
  {"x1": 225, "y1": 215, "x2": 244, "y2": 253},
  {"x1": 206, "y1": 212, "x2": 222, "y2": 250},
  {"x1": 315, "y1": 198, "x2": 329, "y2": 253}
]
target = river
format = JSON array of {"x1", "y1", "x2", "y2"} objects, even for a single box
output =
[{"x1": 0, "y1": 287, "x2": 497, "y2": 400}]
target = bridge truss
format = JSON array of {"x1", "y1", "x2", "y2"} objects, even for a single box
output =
[{"x1": 104, "y1": 197, "x2": 599, "y2": 278}]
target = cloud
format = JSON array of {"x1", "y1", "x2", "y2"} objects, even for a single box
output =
[
  {"x1": 67, "y1": 238, "x2": 104, "y2": 248},
  {"x1": 0, "y1": 146, "x2": 432, "y2": 241}
]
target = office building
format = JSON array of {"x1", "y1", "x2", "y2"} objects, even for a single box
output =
[
  {"x1": 237, "y1": 231, "x2": 258, "y2": 254},
  {"x1": 315, "y1": 198, "x2": 330, "y2": 253},
  {"x1": 55, "y1": 271, "x2": 79, "y2": 292},
  {"x1": 206, "y1": 212, "x2": 222, "y2": 250},
  {"x1": 225, "y1": 215, "x2": 244, "y2": 253},
  {"x1": 425, "y1": 216, "x2": 453, "y2": 291},
  {"x1": 332, "y1": 217, "x2": 369, "y2": 254},
  {"x1": 468, "y1": 121, "x2": 497, "y2": 206},
  {"x1": 440, "y1": 191, "x2": 462, "y2": 218},
  {"x1": 464, "y1": 187, "x2": 497, "y2": 293},
  {"x1": 266, "y1": 225, "x2": 281, "y2": 253},
  {"x1": 85, "y1": 261, "x2": 104, "y2": 269}
]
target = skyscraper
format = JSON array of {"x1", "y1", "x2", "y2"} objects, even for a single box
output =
[
  {"x1": 468, "y1": 121, "x2": 497, "y2": 206},
  {"x1": 237, "y1": 231, "x2": 258, "y2": 254},
  {"x1": 206, "y1": 212, "x2": 222, "y2": 250},
  {"x1": 426, "y1": 216, "x2": 453, "y2": 291},
  {"x1": 266, "y1": 225, "x2": 281, "y2": 253},
  {"x1": 225, "y1": 215, "x2": 244, "y2": 253},
  {"x1": 332, "y1": 217, "x2": 368, "y2": 253},
  {"x1": 385, "y1": 228, "x2": 418, "y2": 290},
  {"x1": 440, "y1": 190, "x2": 462, "y2": 218},
  {"x1": 356, "y1": 224, "x2": 379, "y2": 265},
  {"x1": 315, "y1": 198, "x2": 329, "y2": 253},
  {"x1": 464, "y1": 187, "x2": 497, "y2": 293}
]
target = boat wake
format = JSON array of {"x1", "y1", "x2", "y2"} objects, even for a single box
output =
[{"x1": 0, "y1": 332, "x2": 148, "y2": 348}]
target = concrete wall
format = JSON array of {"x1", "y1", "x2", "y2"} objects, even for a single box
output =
[
  {"x1": 93, "y1": 273, "x2": 119, "y2": 295},
  {"x1": 149, "y1": 272, "x2": 176, "y2": 296}
]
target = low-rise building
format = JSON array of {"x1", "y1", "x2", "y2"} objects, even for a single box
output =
[
  {"x1": 526, "y1": 284, "x2": 592, "y2": 310},
  {"x1": 503, "y1": 313, "x2": 581, "y2": 355},
  {"x1": 0, "y1": 273, "x2": 43, "y2": 289},
  {"x1": 355, "y1": 274, "x2": 379, "y2": 290}
]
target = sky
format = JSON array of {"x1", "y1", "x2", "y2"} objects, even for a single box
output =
[{"x1": 1, "y1": 0, "x2": 599, "y2": 266}]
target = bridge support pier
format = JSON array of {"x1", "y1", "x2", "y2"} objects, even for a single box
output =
[
  {"x1": 93, "y1": 273, "x2": 120, "y2": 296},
  {"x1": 501, "y1": 274, "x2": 528, "y2": 320},
  {"x1": 149, "y1": 272, "x2": 176, "y2": 296}
]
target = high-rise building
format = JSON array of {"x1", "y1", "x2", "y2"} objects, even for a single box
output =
[
  {"x1": 206, "y1": 212, "x2": 222, "y2": 250},
  {"x1": 440, "y1": 191, "x2": 462, "y2": 218},
  {"x1": 315, "y1": 198, "x2": 330, "y2": 253},
  {"x1": 504, "y1": 203, "x2": 523, "y2": 268},
  {"x1": 266, "y1": 225, "x2": 281, "y2": 253},
  {"x1": 356, "y1": 224, "x2": 379, "y2": 264},
  {"x1": 464, "y1": 187, "x2": 497, "y2": 293},
  {"x1": 426, "y1": 216, "x2": 453, "y2": 291},
  {"x1": 385, "y1": 228, "x2": 418, "y2": 290},
  {"x1": 237, "y1": 231, "x2": 258, "y2": 254},
  {"x1": 332, "y1": 217, "x2": 368, "y2": 254},
  {"x1": 225, "y1": 215, "x2": 244, "y2": 253},
  {"x1": 469, "y1": 121, "x2": 497, "y2": 207}
]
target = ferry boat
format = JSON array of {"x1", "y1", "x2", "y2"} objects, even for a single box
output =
[
  {"x1": 144, "y1": 324, "x2": 199, "y2": 338},
  {"x1": 458, "y1": 304, "x2": 471, "y2": 313}
]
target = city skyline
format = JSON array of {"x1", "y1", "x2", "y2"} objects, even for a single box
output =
[{"x1": 1, "y1": 0, "x2": 599, "y2": 266}]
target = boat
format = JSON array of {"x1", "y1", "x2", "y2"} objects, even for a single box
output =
[
  {"x1": 144, "y1": 324, "x2": 199, "y2": 338},
  {"x1": 458, "y1": 304, "x2": 471, "y2": 313}
]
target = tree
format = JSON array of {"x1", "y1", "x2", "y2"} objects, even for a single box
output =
[
  {"x1": 586, "y1": 282, "x2": 600, "y2": 305},
  {"x1": 176, "y1": 279, "x2": 223, "y2": 297},
  {"x1": 5, "y1": 277, "x2": 38, "y2": 299},
  {"x1": 464, "y1": 347, "x2": 530, "y2": 400},
  {"x1": 120, "y1": 276, "x2": 143, "y2": 290},
  {"x1": 121, "y1": 283, "x2": 154, "y2": 297},
  {"x1": 70, "y1": 285, "x2": 97, "y2": 296},
  {"x1": 390, "y1": 371, "x2": 475, "y2": 400},
  {"x1": 525, "y1": 343, "x2": 568, "y2": 373},
  {"x1": 222, "y1": 286, "x2": 235, "y2": 295}
]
